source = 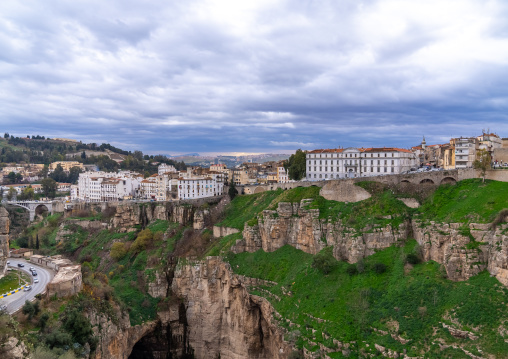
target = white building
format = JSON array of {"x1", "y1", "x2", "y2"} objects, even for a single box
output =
[
  {"x1": 158, "y1": 164, "x2": 177, "y2": 176},
  {"x1": 178, "y1": 172, "x2": 225, "y2": 200},
  {"x1": 76, "y1": 171, "x2": 143, "y2": 202},
  {"x1": 306, "y1": 147, "x2": 417, "y2": 181},
  {"x1": 455, "y1": 137, "x2": 478, "y2": 169},
  {"x1": 140, "y1": 175, "x2": 158, "y2": 200},
  {"x1": 277, "y1": 165, "x2": 290, "y2": 183}
]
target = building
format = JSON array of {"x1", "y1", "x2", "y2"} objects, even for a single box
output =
[
  {"x1": 177, "y1": 172, "x2": 225, "y2": 200},
  {"x1": 76, "y1": 171, "x2": 142, "y2": 202},
  {"x1": 306, "y1": 147, "x2": 417, "y2": 180},
  {"x1": 454, "y1": 137, "x2": 478, "y2": 169},
  {"x1": 49, "y1": 161, "x2": 84, "y2": 172},
  {"x1": 277, "y1": 164, "x2": 290, "y2": 183},
  {"x1": 140, "y1": 175, "x2": 158, "y2": 200},
  {"x1": 158, "y1": 163, "x2": 177, "y2": 175}
]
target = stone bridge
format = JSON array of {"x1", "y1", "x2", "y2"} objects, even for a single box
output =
[
  {"x1": 7, "y1": 201, "x2": 54, "y2": 221},
  {"x1": 241, "y1": 168, "x2": 479, "y2": 195}
]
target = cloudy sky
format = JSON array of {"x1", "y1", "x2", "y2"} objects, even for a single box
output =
[{"x1": 1, "y1": 0, "x2": 507, "y2": 155}]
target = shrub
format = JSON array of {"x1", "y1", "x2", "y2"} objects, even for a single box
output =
[
  {"x1": 357, "y1": 259, "x2": 366, "y2": 273},
  {"x1": 312, "y1": 248, "x2": 336, "y2": 274},
  {"x1": 130, "y1": 229, "x2": 153, "y2": 253},
  {"x1": 373, "y1": 263, "x2": 387, "y2": 274},
  {"x1": 346, "y1": 264, "x2": 358, "y2": 276},
  {"x1": 406, "y1": 253, "x2": 420, "y2": 265},
  {"x1": 22, "y1": 300, "x2": 35, "y2": 320},
  {"x1": 110, "y1": 242, "x2": 127, "y2": 261},
  {"x1": 288, "y1": 350, "x2": 304, "y2": 359}
]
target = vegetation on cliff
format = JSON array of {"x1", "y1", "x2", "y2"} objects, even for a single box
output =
[{"x1": 227, "y1": 243, "x2": 508, "y2": 358}]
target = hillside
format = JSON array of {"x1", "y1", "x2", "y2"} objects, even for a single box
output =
[{"x1": 2, "y1": 179, "x2": 508, "y2": 358}]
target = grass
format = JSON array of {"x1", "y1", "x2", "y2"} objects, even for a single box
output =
[
  {"x1": 217, "y1": 190, "x2": 283, "y2": 230},
  {"x1": 204, "y1": 232, "x2": 243, "y2": 257},
  {"x1": 418, "y1": 179, "x2": 508, "y2": 224},
  {"x1": 0, "y1": 271, "x2": 30, "y2": 293},
  {"x1": 227, "y1": 242, "x2": 508, "y2": 358}
]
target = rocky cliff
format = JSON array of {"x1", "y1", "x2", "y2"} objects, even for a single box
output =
[
  {"x1": 233, "y1": 200, "x2": 409, "y2": 264},
  {"x1": 413, "y1": 219, "x2": 508, "y2": 285},
  {"x1": 0, "y1": 207, "x2": 10, "y2": 279},
  {"x1": 171, "y1": 257, "x2": 293, "y2": 359}
]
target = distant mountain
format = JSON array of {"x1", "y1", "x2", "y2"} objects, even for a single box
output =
[{"x1": 170, "y1": 153, "x2": 200, "y2": 157}]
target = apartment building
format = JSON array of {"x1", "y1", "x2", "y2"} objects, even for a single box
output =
[
  {"x1": 178, "y1": 172, "x2": 225, "y2": 200},
  {"x1": 277, "y1": 165, "x2": 290, "y2": 183},
  {"x1": 76, "y1": 171, "x2": 142, "y2": 202},
  {"x1": 158, "y1": 163, "x2": 177, "y2": 175},
  {"x1": 306, "y1": 147, "x2": 416, "y2": 180},
  {"x1": 454, "y1": 137, "x2": 478, "y2": 169},
  {"x1": 140, "y1": 175, "x2": 158, "y2": 200}
]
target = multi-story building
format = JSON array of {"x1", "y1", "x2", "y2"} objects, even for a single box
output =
[
  {"x1": 140, "y1": 175, "x2": 158, "y2": 200},
  {"x1": 76, "y1": 171, "x2": 142, "y2": 202},
  {"x1": 158, "y1": 163, "x2": 177, "y2": 176},
  {"x1": 306, "y1": 147, "x2": 417, "y2": 180},
  {"x1": 277, "y1": 164, "x2": 290, "y2": 183},
  {"x1": 454, "y1": 137, "x2": 478, "y2": 169},
  {"x1": 49, "y1": 161, "x2": 84, "y2": 172},
  {"x1": 177, "y1": 172, "x2": 225, "y2": 200}
]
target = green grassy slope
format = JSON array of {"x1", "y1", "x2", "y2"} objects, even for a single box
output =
[{"x1": 228, "y1": 243, "x2": 508, "y2": 358}]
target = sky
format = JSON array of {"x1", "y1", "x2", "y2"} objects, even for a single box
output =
[{"x1": 1, "y1": 0, "x2": 508, "y2": 155}]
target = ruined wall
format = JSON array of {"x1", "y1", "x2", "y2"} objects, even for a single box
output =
[
  {"x1": 46, "y1": 264, "x2": 83, "y2": 298},
  {"x1": 234, "y1": 200, "x2": 409, "y2": 264},
  {"x1": 213, "y1": 225, "x2": 240, "y2": 238},
  {"x1": 0, "y1": 207, "x2": 10, "y2": 279},
  {"x1": 171, "y1": 257, "x2": 293, "y2": 359}
]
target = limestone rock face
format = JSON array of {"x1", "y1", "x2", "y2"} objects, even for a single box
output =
[
  {"x1": 0, "y1": 337, "x2": 27, "y2": 359},
  {"x1": 320, "y1": 180, "x2": 372, "y2": 202},
  {"x1": 0, "y1": 207, "x2": 10, "y2": 279},
  {"x1": 413, "y1": 221, "x2": 508, "y2": 283},
  {"x1": 89, "y1": 311, "x2": 157, "y2": 359},
  {"x1": 237, "y1": 201, "x2": 408, "y2": 263},
  {"x1": 172, "y1": 257, "x2": 293, "y2": 359}
]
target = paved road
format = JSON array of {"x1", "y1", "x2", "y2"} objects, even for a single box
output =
[{"x1": 0, "y1": 258, "x2": 54, "y2": 314}]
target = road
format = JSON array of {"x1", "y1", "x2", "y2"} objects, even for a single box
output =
[{"x1": 0, "y1": 258, "x2": 54, "y2": 314}]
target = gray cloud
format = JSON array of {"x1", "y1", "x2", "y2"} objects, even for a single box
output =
[{"x1": 1, "y1": 0, "x2": 507, "y2": 155}]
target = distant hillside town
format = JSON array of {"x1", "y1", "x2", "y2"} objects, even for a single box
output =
[
  {"x1": 0, "y1": 132, "x2": 506, "y2": 202},
  {"x1": 306, "y1": 133, "x2": 508, "y2": 181}
]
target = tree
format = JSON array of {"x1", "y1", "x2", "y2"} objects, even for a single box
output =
[
  {"x1": 19, "y1": 185, "x2": 34, "y2": 201},
  {"x1": 3, "y1": 133, "x2": 8, "y2": 139},
  {"x1": 22, "y1": 300, "x2": 35, "y2": 320},
  {"x1": 285, "y1": 149, "x2": 307, "y2": 180},
  {"x1": 39, "y1": 165, "x2": 49, "y2": 179},
  {"x1": 6, "y1": 187, "x2": 16, "y2": 201},
  {"x1": 110, "y1": 242, "x2": 127, "y2": 260},
  {"x1": 7, "y1": 172, "x2": 16, "y2": 184},
  {"x1": 41, "y1": 178, "x2": 57, "y2": 198},
  {"x1": 36, "y1": 234, "x2": 40, "y2": 250},
  {"x1": 473, "y1": 149, "x2": 492, "y2": 183},
  {"x1": 81, "y1": 151, "x2": 87, "y2": 159},
  {"x1": 312, "y1": 247, "x2": 337, "y2": 274},
  {"x1": 228, "y1": 178, "x2": 237, "y2": 200}
]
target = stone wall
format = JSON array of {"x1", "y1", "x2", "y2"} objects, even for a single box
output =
[
  {"x1": 0, "y1": 207, "x2": 10, "y2": 279},
  {"x1": 493, "y1": 148, "x2": 508, "y2": 163},
  {"x1": 485, "y1": 169, "x2": 508, "y2": 182}
]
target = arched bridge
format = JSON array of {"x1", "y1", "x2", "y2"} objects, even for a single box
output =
[
  {"x1": 7, "y1": 201, "x2": 53, "y2": 221},
  {"x1": 241, "y1": 168, "x2": 478, "y2": 195}
]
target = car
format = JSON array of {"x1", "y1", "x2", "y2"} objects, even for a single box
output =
[
  {"x1": 32, "y1": 272, "x2": 37, "y2": 276},
  {"x1": 17, "y1": 263, "x2": 24, "y2": 267},
  {"x1": 29, "y1": 267, "x2": 34, "y2": 271},
  {"x1": 23, "y1": 286, "x2": 32, "y2": 292},
  {"x1": 0, "y1": 305, "x2": 7, "y2": 312},
  {"x1": 33, "y1": 278, "x2": 39, "y2": 283},
  {"x1": 6, "y1": 261, "x2": 9, "y2": 265}
]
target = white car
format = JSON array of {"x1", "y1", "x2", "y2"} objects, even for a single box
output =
[
  {"x1": 23, "y1": 285, "x2": 32, "y2": 292},
  {"x1": 33, "y1": 278, "x2": 39, "y2": 283}
]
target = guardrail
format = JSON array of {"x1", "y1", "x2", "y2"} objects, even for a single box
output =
[{"x1": 0, "y1": 285, "x2": 26, "y2": 298}]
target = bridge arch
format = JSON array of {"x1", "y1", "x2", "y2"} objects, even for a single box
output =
[
  {"x1": 419, "y1": 178, "x2": 435, "y2": 185},
  {"x1": 400, "y1": 179, "x2": 411, "y2": 184},
  {"x1": 440, "y1": 177, "x2": 457, "y2": 185},
  {"x1": 35, "y1": 204, "x2": 49, "y2": 217},
  {"x1": 254, "y1": 187, "x2": 266, "y2": 194}
]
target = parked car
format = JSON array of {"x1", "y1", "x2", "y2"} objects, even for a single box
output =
[
  {"x1": 6, "y1": 261, "x2": 9, "y2": 265},
  {"x1": 17, "y1": 263, "x2": 24, "y2": 267}
]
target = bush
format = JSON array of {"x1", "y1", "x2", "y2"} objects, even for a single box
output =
[
  {"x1": 22, "y1": 300, "x2": 35, "y2": 320},
  {"x1": 288, "y1": 350, "x2": 304, "y2": 359},
  {"x1": 130, "y1": 229, "x2": 153, "y2": 253},
  {"x1": 346, "y1": 264, "x2": 358, "y2": 276},
  {"x1": 406, "y1": 253, "x2": 420, "y2": 265},
  {"x1": 312, "y1": 248, "x2": 336, "y2": 274},
  {"x1": 373, "y1": 263, "x2": 387, "y2": 274},
  {"x1": 110, "y1": 242, "x2": 127, "y2": 261}
]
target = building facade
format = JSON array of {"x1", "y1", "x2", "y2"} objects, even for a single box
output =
[{"x1": 306, "y1": 147, "x2": 417, "y2": 180}]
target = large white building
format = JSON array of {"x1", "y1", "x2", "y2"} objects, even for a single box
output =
[
  {"x1": 454, "y1": 137, "x2": 479, "y2": 169},
  {"x1": 178, "y1": 172, "x2": 225, "y2": 200},
  {"x1": 306, "y1": 147, "x2": 417, "y2": 181},
  {"x1": 75, "y1": 171, "x2": 143, "y2": 202}
]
